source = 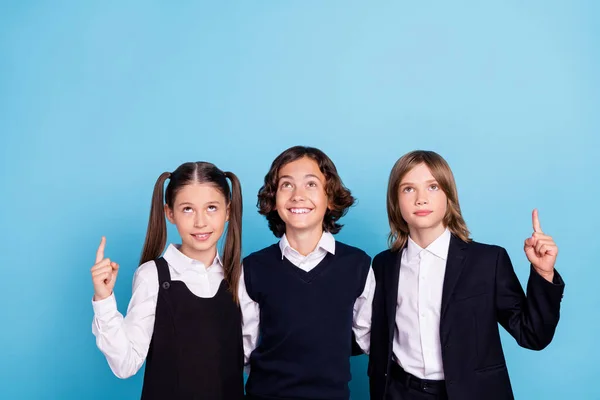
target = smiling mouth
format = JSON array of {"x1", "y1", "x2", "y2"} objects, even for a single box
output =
[
  {"x1": 192, "y1": 233, "x2": 212, "y2": 241},
  {"x1": 288, "y1": 207, "x2": 313, "y2": 215}
]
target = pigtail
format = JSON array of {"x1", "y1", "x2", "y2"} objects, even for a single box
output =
[
  {"x1": 139, "y1": 172, "x2": 171, "y2": 265},
  {"x1": 223, "y1": 171, "x2": 243, "y2": 304}
]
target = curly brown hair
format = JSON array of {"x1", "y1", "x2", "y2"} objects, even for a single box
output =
[{"x1": 258, "y1": 146, "x2": 355, "y2": 238}]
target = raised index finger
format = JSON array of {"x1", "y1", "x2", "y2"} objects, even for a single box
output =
[
  {"x1": 532, "y1": 209, "x2": 542, "y2": 233},
  {"x1": 96, "y1": 236, "x2": 106, "y2": 264}
]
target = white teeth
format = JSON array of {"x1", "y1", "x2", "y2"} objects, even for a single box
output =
[
  {"x1": 194, "y1": 234, "x2": 209, "y2": 238},
  {"x1": 290, "y1": 208, "x2": 311, "y2": 214}
]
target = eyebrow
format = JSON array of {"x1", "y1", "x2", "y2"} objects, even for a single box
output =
[
  {"x1": 177, "y1": 201, "x2": 222, "y2": 207},
  {"x1": 279, "y1": 174, "x2": 322, "y2": 181},
  {"x1": 400, "y1": 179, "x2": 438, "y2": 186}
]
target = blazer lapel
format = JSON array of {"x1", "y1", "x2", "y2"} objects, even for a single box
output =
[{"x1": 440, "y1": 235, "x2": 468, "y2": 320}]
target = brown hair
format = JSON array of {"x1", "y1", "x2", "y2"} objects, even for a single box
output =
[
  {"x1": 257, "y1": 146, "x2": 355, "y2": 238},
  {"x1": 387, "y1": 150, "x2": 470, "y2": 251},
  {"x1": 139, "y1": 162, "x2": 243, "y2": 303}
]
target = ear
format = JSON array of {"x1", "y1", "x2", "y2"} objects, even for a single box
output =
[
  {"x1": 164, "y1": 204, "x2": 175, "y2": 224},
  {"x1": 226, "y1": 203, "x2": 230, "y2": 222}
]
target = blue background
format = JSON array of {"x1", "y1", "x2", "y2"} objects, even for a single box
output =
[{"x1": 1, "y1": 1, "x2": 598, "y2": 399}]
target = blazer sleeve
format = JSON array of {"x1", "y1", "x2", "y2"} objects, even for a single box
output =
[{"x1": 495, "y1": 247, "x2": 565, "y2": 350}]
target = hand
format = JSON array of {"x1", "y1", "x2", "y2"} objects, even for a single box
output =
[
  {"x1": 524, "y1": 209, "x2": 558, "y2": 282},
  {"x1": 91, "y1": 237, "x2": 120, "y2": 301}
]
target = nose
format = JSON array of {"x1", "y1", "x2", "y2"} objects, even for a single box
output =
[
  {"x1": 194, "y1": 212, "x2": 207, "y2": 228},
  {"x1": 416, "y1": 192, "x2": 428, "y2": 206},
  {"x1": 291, "y1": 186, "x2": 306, "y2": 202}
]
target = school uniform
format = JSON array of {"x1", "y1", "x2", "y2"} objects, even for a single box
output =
[
  {"x1": 368, "y1": 229, "x2": 564, "y2": 400},
  {"x1": 92, "y1": 244, "x2": 244, "y2": 400},
  {"x1": 239, "y1": 232, "x2": 375, "y2": 400}
]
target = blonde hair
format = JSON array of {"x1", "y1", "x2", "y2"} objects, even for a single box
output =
[{"x1": 386, "y1": 150, "x2": 471, "y2": 251}]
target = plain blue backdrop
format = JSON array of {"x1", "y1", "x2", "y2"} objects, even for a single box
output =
[{"x1": 1, "y1": 1, "x2": 598, "y2": 399}]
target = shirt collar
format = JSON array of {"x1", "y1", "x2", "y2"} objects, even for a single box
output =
[
  {"x1": 405, "y1": 228, "x2": 451, "y2": 261},
  {"x1": 163, "y1": 244, "x2": 223, "y2": 273},
  {"x1": 279, "y1": 231, "x2": 336, "y2": 260}
]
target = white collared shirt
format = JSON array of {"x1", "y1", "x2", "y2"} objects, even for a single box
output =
[
  {"x1": 91, "y1": 244, "x2": 224, "y2": 379},
  {"x1": 394, "y1": 228, "x2": 451, "y2": 380},
  {"x1": 239, "y1": 231, "x2": 376, "y2": 368},
  {"x1": 278, "y1": 232, "x2": 336, "y2": 272}
]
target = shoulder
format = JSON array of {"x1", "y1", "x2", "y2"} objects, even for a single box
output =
[
  {"x1": 134, "y1": 260, "x2": 158, "y2": 282},
  {"x1": 465, "y1": 239, "x2": 506, "y2": 256},
  {"x1": 462, "y1": 239, "x2": 510, "y2": 270},
  {"x1": 334, "y1": 241, "x2": 371, "y2": 276},
  {"x1": 335, "y1": 240, "x2": 369, "y2": 259},
  {"x1": 371, "y1": 249, "x2": 398, "y2": 276},
  {"x1": 131, "y1": 260, "x2": 159, "y2": 292},
  {"x1": 243, "y1": 244, "x2": 280, "y2": 264},
  {"x1": 373, "y1": 248, "x2": 395, "y2": 264},
  {"x1": 241, "y1": 244, "x2": 279, "y2": 296}
]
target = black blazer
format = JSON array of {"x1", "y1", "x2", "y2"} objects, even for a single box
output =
[{"x1": 368, "y1": 235, "x2": 564, "y2": 400}]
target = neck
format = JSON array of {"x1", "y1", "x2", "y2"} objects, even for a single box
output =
[
  {"x1": 409, "y1": 224, "x2": 447, "y2": 249},
  {"x1": 285, "y1": 226, "x2": 324, "y2": 256},
  {"x1": 179, "y1": 244, "x2": 217, "y2": 268}
]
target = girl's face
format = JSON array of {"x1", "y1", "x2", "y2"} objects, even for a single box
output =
[
  {"x1": 398, "y1": 163, "x2": 448, "y2": 237},
  {"x1": 275, "y1": 157, "x2": 329, "y2": 237},
  {"x1": 165, "y1": 183, "x2": 229, "y2": 262}
]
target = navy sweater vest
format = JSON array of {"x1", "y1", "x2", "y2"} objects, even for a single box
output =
[{"x1": 244, "y1": 241, "x2": 371, "y2": 400}]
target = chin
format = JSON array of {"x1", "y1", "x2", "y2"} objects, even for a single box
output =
[
  {"x1": 410, "y1": 220, "x2": 439, "y2": 230},
  {"x1": 187, "y1": 242, "x2": 215, "y2": 252},
  {"x1": 287, "y1": 224, "x2": 309, "y2": 231},
  {"x1": 287, "y1": 221, "x2": 319, "y2": 231}
]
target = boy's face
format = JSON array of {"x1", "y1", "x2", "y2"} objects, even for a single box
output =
[
  {"x1": 275, "y1": 156, "x2": 329, "y2": 236},
  {"x1": 398, "y1": 163, "x2": 447, "y2": 236}
]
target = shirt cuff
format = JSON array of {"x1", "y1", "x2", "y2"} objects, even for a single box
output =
[{"x1": 92, "y1": 293, "x2": 118, "y2": 319}]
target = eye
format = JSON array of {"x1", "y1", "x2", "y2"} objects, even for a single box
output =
[
  {"x1": 280, "y1": 182, "x2": 292, "y2": 189},
  {"x1": 402, "y1": 186, "x2": 414, "y2": 193},
  {"x1": 307, "y1": 181, "x2": 318, "y2": 188},
  {"x1": 182, "y1": 207, "x2": 193, "y2": 213},
  {"x1": 207, "y1": 205, "x2": 218, "y2": 212},
  {"x1": 429, "y1": 184, "x2": 439, "y2": 191}
]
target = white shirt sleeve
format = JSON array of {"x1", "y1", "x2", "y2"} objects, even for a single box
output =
[
  {"x1": 352, "y1": 265, "x2": 375, "y2": 355},
  {"x1": 239, "y1": 268, "x2": 260, "y2": 367},
  {"x1": 91, "y1": 262, "x2": 158, "y2": 379}
]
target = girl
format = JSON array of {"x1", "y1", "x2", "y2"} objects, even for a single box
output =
[
  {"x1": 91, "y1": 162, "x2": 244, "y2": 400},
  {"x1": 368, "y1": 150, "x2": 565, "y2": 400},
  {"x1": 240, "y1": 146, "x2": 376, "y2": 400}
]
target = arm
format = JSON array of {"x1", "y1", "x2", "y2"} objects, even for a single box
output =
[
  {"x1": 495, "y1": 248, "x2": 564, "y2": 350},
  {"x1": 239, "y1": 268, "x2": 260, "y2": 367},
  {"x1": 92, "y1": 264, "x2": 158, "y2": 378},
  {"x1": 496, "y1": 209, "x2": 564, "y2": 350},
  {"x1": 352, "y1": 265, "x2": 376, "y2": 355}
]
